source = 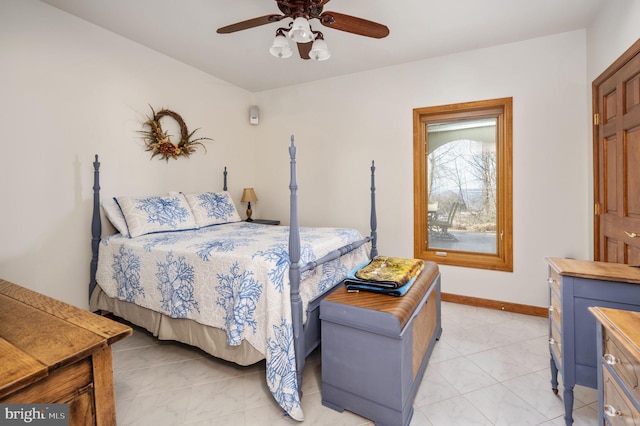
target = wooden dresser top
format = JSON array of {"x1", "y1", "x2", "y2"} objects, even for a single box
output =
[
  {"x1": 589, "y1": 306, "x2": 640, "y2": 356},
  {"x1": 0, "y1": 279, "x2": 131, "y2": 399},
  {"x1": 546, "y1": 257, "x2": 640, "y2": 285},
  {"x1": 324, "y1": 261, "x2": 439, "y2": 330}
]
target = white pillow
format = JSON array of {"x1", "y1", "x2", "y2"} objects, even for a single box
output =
[
  {"x1": 183, "y1": 191, "x2": 241, "y2": 227},
  {"x1": 115, "y1": 194, "x2": 197, "y2": 238},
  {"x1": 102, "y1": 198, "x2": 129, "y2": 237}
]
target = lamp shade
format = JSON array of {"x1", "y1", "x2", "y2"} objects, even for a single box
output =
[
  {"x1": 288, "y1": 17, "x2": 314, "y2": 43},
  {"x1": 241, "y1": 188, "x2": 258, "y2": 203},
  {"x1": 309, "y1": 38, "x2": 330, "y2": 61},
  {"x1": 269, "y1": 34, "x2": 293, "y2": 58}
]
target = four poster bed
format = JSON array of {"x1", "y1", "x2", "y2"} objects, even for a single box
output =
[{"x1": 88, "y1": 136, "x2": 378, "y2": 421}]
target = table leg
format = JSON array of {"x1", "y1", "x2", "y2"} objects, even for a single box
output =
[
  {"x1": 550, "y1": 356, "x2": 558, "y2": 394},
  {"x1": 563, "y1": 386, "x2": 574, "y2": 426}
]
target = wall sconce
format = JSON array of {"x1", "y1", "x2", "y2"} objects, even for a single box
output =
[{"x1": 241, "y1": 188, "x2": 258, "y2": 222}]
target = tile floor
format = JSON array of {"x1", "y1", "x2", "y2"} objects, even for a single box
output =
[{"x1": 111, "y1": 302, "x2": 599, "y2": 425}]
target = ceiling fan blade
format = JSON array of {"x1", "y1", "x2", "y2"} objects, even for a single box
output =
[
  {"x1": 217, "y1": 14, "x2": 283, "y2": 34},
  {"x1": 319, "y1": 11, "x2": 389, "y2": 38},
  {"x1": 297, "y1": 41, "x2": 312, "y2": 60}
]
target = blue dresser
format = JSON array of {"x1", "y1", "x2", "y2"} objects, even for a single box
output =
[
  {"x1": 546, "y1": 257, "x2": 640, "y2": 425},
  {"x1": 590, "y1": 307, "x2": 640, "y2": 425}
]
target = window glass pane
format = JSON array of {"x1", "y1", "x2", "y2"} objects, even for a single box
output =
[{"x1": 426, "y1": 117, "x2": 497, "y2": 254}]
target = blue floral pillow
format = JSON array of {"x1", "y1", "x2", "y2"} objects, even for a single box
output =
[
  {"x1": 184, "y1": 191, "x2": 241, "y2": 227},
  {"x1": 115, "y1": 194, "x2": 197, "y2": 238}
]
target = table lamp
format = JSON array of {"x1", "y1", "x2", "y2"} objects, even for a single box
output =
[{"x1": 241, "y1": 188, "x2": 258, "y2": 222}]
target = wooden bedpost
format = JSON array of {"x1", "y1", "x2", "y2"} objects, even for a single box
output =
[
  {"x1": 223, "y1": 166, "x2": 228, "y2": 191},
  {"x1": 370, "y1": 160, "x2": 378, "y2": 258},
  {"x1": 89, "y1": 155, "x2": 101, "y2": 301},
  {"x1": 288, "y1": 135, "x2": 305, "y2": 396}
]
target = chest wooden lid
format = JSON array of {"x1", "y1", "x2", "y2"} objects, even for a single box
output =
[
  {"x1": 322, "y1": 261, "x2": 439, "y2": 333},
  {"x1": 0, "y1": 279, "x2": 131, "y2": 399}
]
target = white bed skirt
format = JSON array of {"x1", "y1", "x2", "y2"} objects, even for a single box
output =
[{"x1": 90, "y1": 285, "x2": 265, "y2": 366}]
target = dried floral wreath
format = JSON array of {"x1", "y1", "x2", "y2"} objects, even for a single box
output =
[{"x1": 140, "y1": 106, "x2": 212, "y2": 161}]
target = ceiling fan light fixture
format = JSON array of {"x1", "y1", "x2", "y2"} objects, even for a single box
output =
[
  {"x1": 289, "y1": 17, "x2": 314, "y2": 43},
  {"x1": 309, "y1": 37, "x2": 330, "y2": 61},
  {"x1": 269, "y1": 33, "x2": 293, "y2": 58}
]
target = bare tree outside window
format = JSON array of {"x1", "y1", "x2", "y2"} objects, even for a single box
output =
[{"x1": 427, "y1": 119, "x2": 497, "y2": 253}]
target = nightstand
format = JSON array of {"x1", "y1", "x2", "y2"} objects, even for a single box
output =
[{"x1": 250, "y1": 219, "x2": 280, "y2": 225}]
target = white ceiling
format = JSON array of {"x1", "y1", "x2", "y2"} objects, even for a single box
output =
[{"x1": 40, "y1": 0, "x2": 604, "y2": 92}]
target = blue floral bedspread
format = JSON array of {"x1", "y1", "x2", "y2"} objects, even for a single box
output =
[{"x1": 96, "y1": 222, "x2": 369, "y2": 420}]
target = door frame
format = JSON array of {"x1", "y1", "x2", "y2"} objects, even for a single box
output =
[{"x1": 592, "y1": 38, "x2": 640, "y2": 260}]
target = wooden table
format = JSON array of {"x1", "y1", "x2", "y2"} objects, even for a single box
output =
[{"x1": 0, "y1": 279, "x2": 131, "y2": 425}]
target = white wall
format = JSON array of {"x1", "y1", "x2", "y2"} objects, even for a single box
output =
[
  {"x1": 0, "y1": 0, "x2": 255, "y2": 308},
  {"x1": 254, "y1": 30, "x2": 591, "y2": 308},
  {"x1": 587, "y1": 0, "x2": 640, "y2": 83}
]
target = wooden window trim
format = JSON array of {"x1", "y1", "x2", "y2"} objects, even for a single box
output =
[{"x1": 413, "y1": 97, "x2": 513, "y2": 271}]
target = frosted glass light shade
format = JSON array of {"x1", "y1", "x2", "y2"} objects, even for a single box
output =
[
  {"x1": 269, "y1": 34, "x2": 292, "y2": 58},
  {"x1": 309, "y1": 38, "x2": 330, "y2": 61},
  {"x1": 288, "y1": 17, "x2": 314, "y2": 43}
]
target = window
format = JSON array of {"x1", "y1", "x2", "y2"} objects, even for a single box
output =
[{"x1": 413, "y1": 98, "x2": 513, "y2": 271}]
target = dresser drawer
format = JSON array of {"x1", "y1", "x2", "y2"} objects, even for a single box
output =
[
  {"x1": 603, "y1": 328, "x2": 640, "y2": 405},
  {"x1": 547, "y1": 269, "x2": 561, "y2": 296},
  {"x1": 549, "y1": 288, "x2": 562, "y2": 328},
  {"x1": 548, "y1": 271, "x2": 562, "y2": 365},
  {"x1": 603, "y1": 368, "x2": 640, "y2": 426},
  {"x1": 549, "y1": 321, "x2": 562, "y2": 364}
]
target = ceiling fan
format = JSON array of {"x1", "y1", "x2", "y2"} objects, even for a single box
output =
[{"x1": 216, "y1": 0, "x2": 389, "y2": 61}]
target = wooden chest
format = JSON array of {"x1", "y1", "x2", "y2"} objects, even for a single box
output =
[
  {"x1": 320, "y1": 262, "x2": 441, "y2": 426},
  {"x1": 0, "y1": 279, "x2": 131, "y2": 425}
]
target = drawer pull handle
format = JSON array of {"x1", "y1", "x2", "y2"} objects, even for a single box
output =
[
  {"x1": 604, "y1": 404, "x2": 622, "y2": 417},
  {"x1": 547, "y1": 278, "x2": 555, "y2": 285},
  {"x1": 548, "y1": 338, "x2": 556, "y2": 345},
  {"x1": 625, "y1": 231, "x2": 639, "y2": 238},
  {"x1": 604, "y1": 353, "x2": 619, "y2": 365}
]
